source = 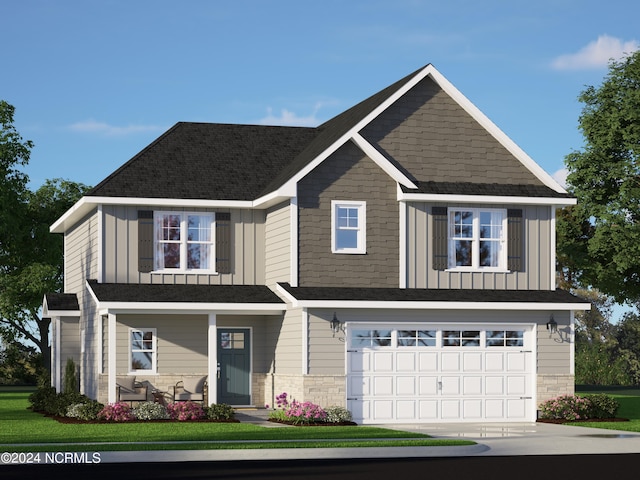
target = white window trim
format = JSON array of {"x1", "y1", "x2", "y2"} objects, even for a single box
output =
[
  {"x1": 153, "y1": 211, "x2": 216, "y2": 273},
  {"x1": 331, "y1": 200, "x2": 367, "y2": 254},
  {"x1": 447, "y1": 207, "x2": 508, "y2": 272},
  {"x1": 129, "y1": 327, "x2": 157, "y2": 374}
]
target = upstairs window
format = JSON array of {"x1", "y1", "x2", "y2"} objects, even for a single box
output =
[
  {"x1": 448, "y1": 208, "x2": 506, "y2": 270},
  {"x1": 332, "y1": 201, "x2": 366, "y2": 254},
  {"x1": 154, "y1": 212, "x2": 214, "y2": 271}
]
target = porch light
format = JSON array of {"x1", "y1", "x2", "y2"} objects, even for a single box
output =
[
  {"x1": 546, "y1": 315, "x2": 558, "y2": 333},
  {"x1": 330, "y1": 312, "x2": 343, "y2": 335}
]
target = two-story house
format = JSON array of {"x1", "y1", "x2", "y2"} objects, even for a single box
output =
[{"x1": 44, "y1": 63, "x2": 589, "y2": 424}]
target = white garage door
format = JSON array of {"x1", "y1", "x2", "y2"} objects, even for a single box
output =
[{"x1": 346, "y1": 325, "x2": 534, "y2": 423}]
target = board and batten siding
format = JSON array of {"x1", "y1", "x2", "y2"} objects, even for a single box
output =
[
  {"x1": 264, "y1": 201, "x2": 291, "y2": 287},
  {"x1": 406, "y1": 202, "x2": 553, "y2": 290},
  {"x1": 101, "y1": 205, "x2": 266, "y2": 285},
  {"x1": 64, "y1": 209, "x2": 99, "y2": 295},
  {"x1": 306, "y1": 309, "x2": 572, "y2": 376}
]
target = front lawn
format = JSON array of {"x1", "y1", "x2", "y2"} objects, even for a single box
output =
[
  {"x1": 571, "y1": 386, "x2": 640, "y2": 431},
  {"x1": 0, "y1": 389, "x2": 474, "y2": 452}
]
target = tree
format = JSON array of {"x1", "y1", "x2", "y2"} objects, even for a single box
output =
[
  {"x1": 0, "y1": 101, "x2": 90, "y2": 375},
  {"x1": 564, "y1": 50, "x2": 640, "y2": 305}
]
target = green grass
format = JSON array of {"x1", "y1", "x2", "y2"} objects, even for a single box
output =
[
  {"x1": 0, "y1": 390, "x2": 474, "y2": 452},
  {"x1": 572, "y1": 386, "x2": 640, "y2": 431}
]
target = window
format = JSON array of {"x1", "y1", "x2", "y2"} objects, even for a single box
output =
[
  {"x1": 130, "y1": 328, "x2": 156, "y2": 373},
  {"x1": 332, "y1": 201, "x2": 366, "y2": 254},
  {"x1": 350, "y1": 329, "x2": 392, "y2": 348},
  {"x1": 486, "y1": 330, "x2": 524, "y2": 347},
  {"x1": 449, "y1": 208, "x2": 506, "y2": 269},
  {"x1": 442, "y1": 330, "x2": 481, "y2": 347},
  {"x1": 397, "y1": 330, "x2": 436, "y2": 347},
  {"x1": 154, "y1": 212, "x2": 214, "y2": 271}
]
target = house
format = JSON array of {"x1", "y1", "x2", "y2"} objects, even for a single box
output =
[{"x1": 44, "y1": 63, "x2": 590, "y2": 424}]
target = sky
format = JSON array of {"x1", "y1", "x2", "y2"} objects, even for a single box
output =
[{"x1": 3, "y1": 0, "x2": 639, "y2": 192}]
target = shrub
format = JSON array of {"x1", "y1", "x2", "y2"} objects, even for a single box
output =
[
  {"x1": 207, "y1": 403, "x2": 235, "y2": 421},
  {"x1": 66, "y1": 403, "x2": 85, "y2": 419},
  {"x1": 324, "y1": 406, "x2": 353, "y2": 424},
  {"x1": 539, "y1": 394, "x2": 591, "y2": 421},
  {"x1": 284, "y1": 400, "x2": 327, "y2": 425},
  {"x1": 166, "y1": 401, "x2": 205, "y2": 421},
  {"x1": 583, "y1": 393, "x2": 619, "y2": 419},
  {"x1": 63, "y1": 358, "x2": 78, "y2": 394},
  {"x1": 133, "y1": 401, "x2": 169, "y2": 420},
  {"x1": 74, "y1": 400, "x2": 104, "y2": 421},
  {"x1": 97, "y1": 402, "x2": 135, "y2": 422},
  {"x1": 28, "y1": 386, "x2": 57, "y2": 412}
]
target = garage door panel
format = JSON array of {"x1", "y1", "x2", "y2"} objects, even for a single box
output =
[
  {"x1": 397, "y1": 400, "x2": 416, "y2": 419},
  {"x1": 373, "y1": 400, "x2": 394, "y2": 420},
  {"x1": 485, "y1": 352, "x2": 504, "y2": 371},
  {"x1": 485, "y1": 376, "x2": 504, "y2": 395},
  {"x1": 419, "y1": 352, "x2": 438, "y2": 371},
  {"x1": 441, "y1": 400, "x2": 460, "y2": 419},
  {"x1": 462, "y1": 376, "x2": 482, "y2": 395},
  {"x1": 506, "y1": 398, "x2": 526, "y2": 419},
  {"x1": 441, "y1": 376, "x2": 460, "y2": 395},
  {"x1": 419, "y1": 400, "x2": 438, "y2": 420},
  {"x1": 506, "y1": 376, "x2": 526, "y2": 395},
  {"x1": 373, "y1": 352, "x2": 394, "y2": 372},
  {"x1": 506, "y1": 352, "x2": 526, "y2": 372},
  {"x1": 485, "y1": 399, "x2": 505, "y2": 418},
  {"x1": 373, "y1": 376, "x2": 393, "y2": 395},
  {"x1": 397, "y1": 376, "x2": 416, "y2": 395},
  {"x1": 419, "y1": 376, "x2": 439, "y2": 395},
  {"x1": 463, "y1": 352, "x2": 483, "y2": 372},
  {"x1": 349, "y1": 351, "x2": 369, "y2": 373},
  {"x1": 462, "y1": 399, "x2": 482, "y2": 419},
  {"x1": 396, "y1": 352, "x2": 416, "y2": 372},
  {"x1": 441, "y1": 352, "x2": 461, "y2": 371},
  {"x1": 348, "y1": 375, "x2": 369, "y2": 396}
]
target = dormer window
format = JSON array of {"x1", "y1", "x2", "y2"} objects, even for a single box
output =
[
  {"x1": 332, "y1": 201, "x2": 366, "y2": 254},
  {"x1": 154, "y1": 212, "x2": 215, "y2": 271}
]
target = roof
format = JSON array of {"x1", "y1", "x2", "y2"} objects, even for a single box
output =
[
  {"x1": 88, "y1": 123, "x2": 320, "y2": 201},
  {"x1": 87, "y1": 280, "x2": 285, "y2": 304},
  {"x1": 278, "y1": 283, "x2": 589, "y2": 308},
  {"x1": 43, "y1": 293, "x2": 80, "y2": 311},
  {"x1": 403, "y1": 181, "x2": 572, "y2": 199}
]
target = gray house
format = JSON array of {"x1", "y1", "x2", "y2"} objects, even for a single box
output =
[{"x1": 44, "y1": 64, "x2": 589, "y2": 424}]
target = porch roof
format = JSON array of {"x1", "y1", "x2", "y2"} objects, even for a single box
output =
[
  {"x1": 277, "y1": 283, "x2": 591, "y2": 311},
  {"x1": 88, "y1": 280, "x2": 283, "y2": 303}
]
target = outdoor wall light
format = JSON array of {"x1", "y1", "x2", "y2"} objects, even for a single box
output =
[
  {"x1": 546, "y1": 315, "x2": 558, "y2": 333},
  {"x1": 330, "y1": 312, "x2": 344, "y2": 336}
]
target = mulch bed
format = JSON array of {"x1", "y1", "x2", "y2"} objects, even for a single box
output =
[
  {"x1": 537, "y1": 417, "x2": 629, "y2": 424},
  {"x1": 38, "y1": 412, "x2": 239, "y2": 424}
]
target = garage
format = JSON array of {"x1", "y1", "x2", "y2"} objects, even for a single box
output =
[{"x1": 346, "y1": 324, "x2": 535, "y2": 423}]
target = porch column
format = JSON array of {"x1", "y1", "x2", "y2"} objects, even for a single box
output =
[
  {"x1": 208, "y1": 313, "x2": 217, "y2": 405},
  {"x1": 107, "y1": 312, "x2": 117, "y2": 404},
  {"x1": 52, "y1": 317, "x2": 61, "y2": 391}
]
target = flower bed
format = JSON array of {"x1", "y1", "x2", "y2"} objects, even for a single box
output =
[{"x1": 266, "y1": 393, "x2": 357, "y2": 426}]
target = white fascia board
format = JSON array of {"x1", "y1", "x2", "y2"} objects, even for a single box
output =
[
  {"x1": 43, "y1": 310, "x2": 81, "y2": 317},
  {"x1": 288, "y1": 300, "x2": 591, "y2": 311},
  {"x1": 399, "y1": 192, "x2": 576, "y2": 206},
  {"x1": 350, "y1": 133, "x2": 418, "y2": 189},
  {"x1": 97, "y1": 303, "x2": 286, "y2": 316},
  {"x1": 51, "y1": 195, "x2": 278, "y2": 233},
  {"x1": 426, "y1": 67, "x2": 568, "y2": 194}
]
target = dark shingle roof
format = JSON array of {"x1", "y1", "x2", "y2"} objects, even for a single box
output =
[
  {"x1": 403, "y1": 181, "x2": 572, "y2": 199},
  {"x1": 88, "y1": 123, "x2": 320, "y2": 200},
  {"x1": 88, "y1": 280, "x2": 285, "y2": 304},
  {"x1": 278, "y1": 283, "x2": 584, "y2": 304},
  {"x1": 44, "y1": 293, "x2": 80, "y2": 311}
]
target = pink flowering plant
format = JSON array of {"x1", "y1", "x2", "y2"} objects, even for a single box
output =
[
  {"x1": 166, "y1": 401, "x2": 205, "y2": 421},
  {"x1": 267, "y1": 392, "x2": 327, "y2": 425},
  {"x1": 538, "y1": 394, "x2": 591, "y2": 421},
  {"x1": 97, "y1": 402, "x2": 135, "y2": 422}
]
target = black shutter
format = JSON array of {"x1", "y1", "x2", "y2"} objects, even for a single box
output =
[
  {"x1": 215, "y1": 212, "x2": 231, "y2": 274},
  {"x1": 507, "y1": 209, "x2": 523, "y2": 272},
  {"x1": 138, "y1": 210, "x2": 154, "y2": 273},
  {"x1": 432, "y1": 206, "x2": 448, "y2": 271}
]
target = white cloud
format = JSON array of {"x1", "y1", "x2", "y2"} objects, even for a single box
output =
[
  {"x1": 552, "y1": 167, "x2": 568, "y2": 188},
  {"x1": 68, "y1": 120, "x2": 164, "y2": 136},
  {"x1": 552, "y1": 35, "x2": 639, "y2": 70},
  {"x1": 257, "y1": 102, "x2": 331, "y2": 127}
]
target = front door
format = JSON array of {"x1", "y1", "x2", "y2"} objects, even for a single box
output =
[{"x1": 217, "y1": 328, "x2": 251, "y2": 405}]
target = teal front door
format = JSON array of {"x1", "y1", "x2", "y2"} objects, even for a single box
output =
[{"x1": 217, "y1": 328, "x2": 251, "y2": 405}]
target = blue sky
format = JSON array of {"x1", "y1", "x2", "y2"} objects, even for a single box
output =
[{"x1": 3, "y1": 1, "x2": 638, "y2": 191}]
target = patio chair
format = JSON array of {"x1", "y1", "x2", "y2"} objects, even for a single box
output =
[
  {"x1": 172, "y1": 376, "x2": 207, "y2": 404},
  {"x1": 116, "y1": 376, "x2": 148, "y2": 405}
]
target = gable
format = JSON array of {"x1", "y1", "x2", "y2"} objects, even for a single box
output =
[{"x1": 360, "y1": 76, "x2": 547, "y2": 189}]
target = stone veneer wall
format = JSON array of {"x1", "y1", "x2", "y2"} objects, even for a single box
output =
[
  {"x1": 256, "y1": 374, "x2": 346, "y2": 409},
  {"x1": 537, "y1": 374, "x2": 574, "y2": 408}
]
